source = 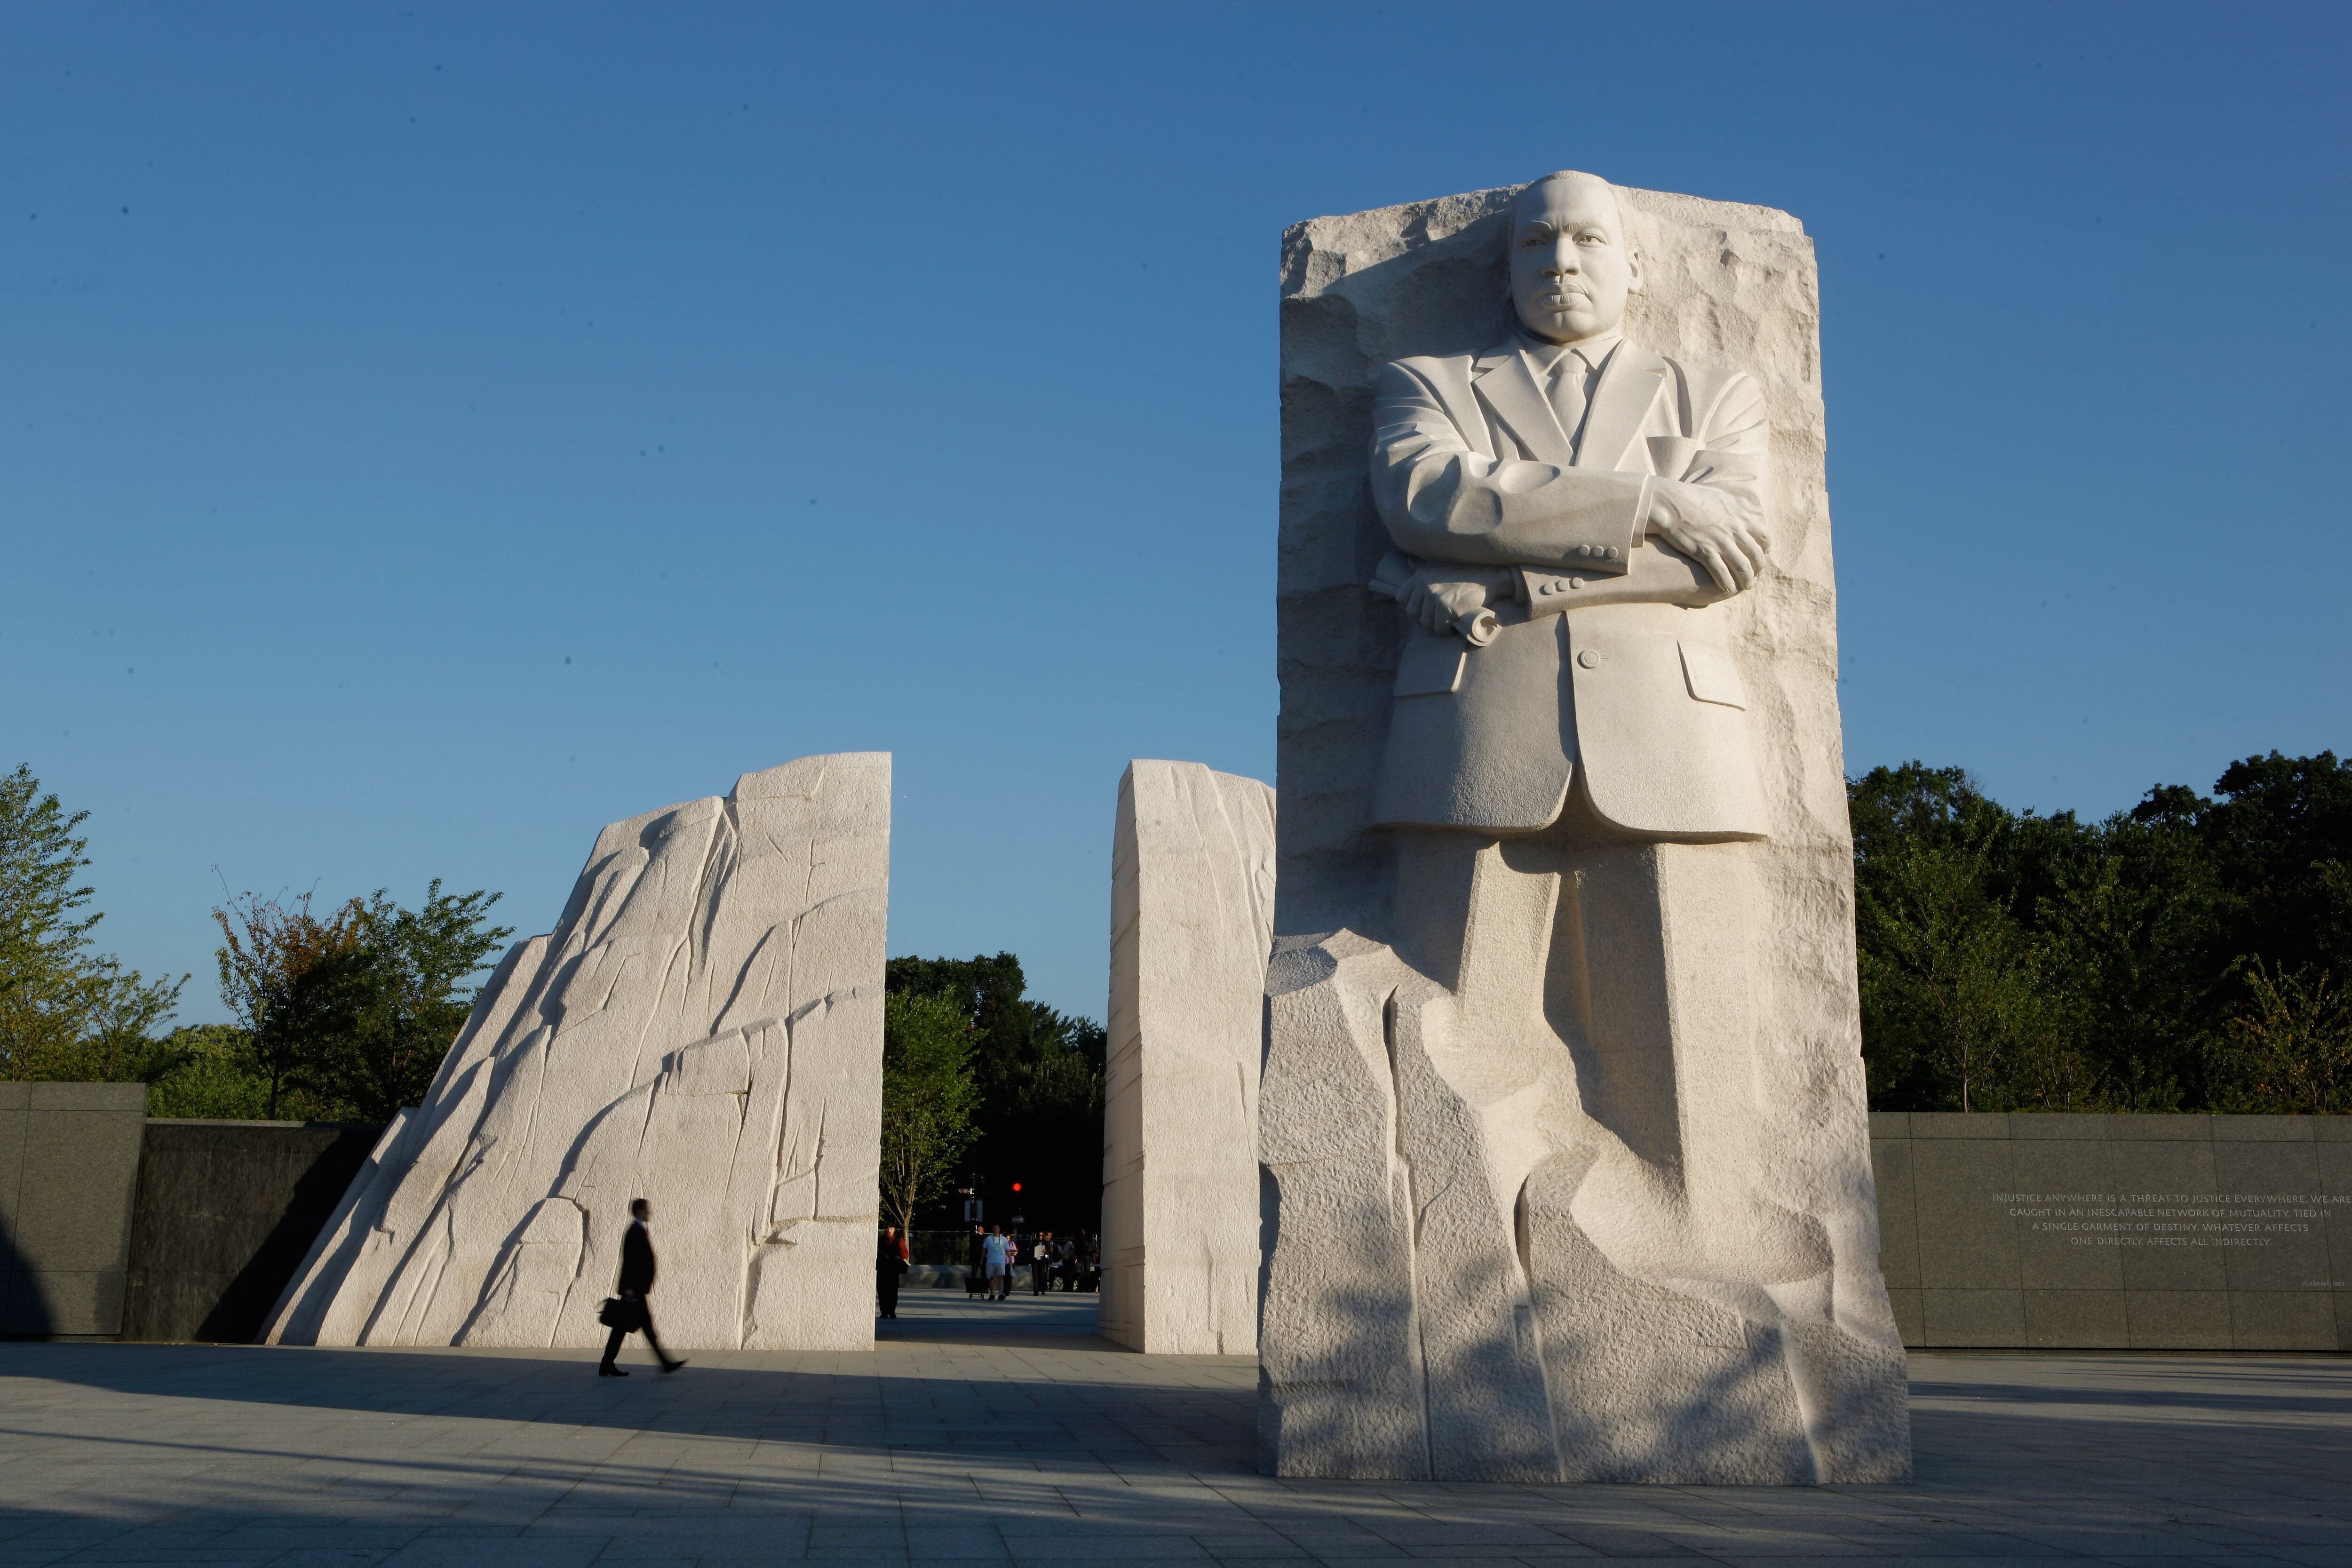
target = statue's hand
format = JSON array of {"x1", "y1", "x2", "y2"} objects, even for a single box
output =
[
  {"x1": 1404, "y1": 565, "x2": 1512, "y2": 635},
  {"x1": 1645, "y1": 480, "x2": 1772, "y2": 594}
]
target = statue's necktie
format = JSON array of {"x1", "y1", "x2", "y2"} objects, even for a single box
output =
[{"x1": 1548, "y1": 350, "x2": 1589, "y2": 446}]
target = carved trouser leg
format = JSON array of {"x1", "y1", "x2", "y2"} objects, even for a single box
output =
[
  {"x1": 1520, "y1": 1155, "x2": 1816, "y2": 1482},
  {"x1": 1257, "y1": 935, "x2": 1430, "y2": 1480},
  {"x1": 1387, "y1": 822, "x2": 1579, "y2": 1480},
  {"x1": 1385, "y1": 790, "x2": 1831, "y2": 1481}
]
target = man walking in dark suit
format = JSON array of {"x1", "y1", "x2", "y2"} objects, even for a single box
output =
[{"x1": 598, "y1": 1198, "x2": 685, "y2": 1377}]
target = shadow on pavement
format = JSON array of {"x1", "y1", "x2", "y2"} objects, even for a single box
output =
[
  {"x1": 874, "y1": 1289, "x2": 1125, "y2": 1351},
  {"x1": 0, "y1": 1333, "x2": 1253, "y2": 1460},
  {"x1": 1909, "y1": 1354, "x2": 2352, "y2": 1418}
]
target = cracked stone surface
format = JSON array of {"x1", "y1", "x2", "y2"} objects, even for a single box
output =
[
  {"x1": 1100, "y1": 761, "x2": 1275, "y2": 1355},
  {"x1": 267, "y1": 753, "x2": 889, "y2": 1353}
]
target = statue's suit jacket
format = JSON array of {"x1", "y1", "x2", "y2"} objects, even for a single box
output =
[{"x1": 1368, "y1": 339, "x2": 1773, "y2": 839}]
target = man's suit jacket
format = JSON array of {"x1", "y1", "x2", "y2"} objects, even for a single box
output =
[
  {"x1": 617, "y1": 1220, "x2": 657, "y2": 1296},
  {"x1": 1368, "y1": 338, "x2": 1773, "y2": 839}
]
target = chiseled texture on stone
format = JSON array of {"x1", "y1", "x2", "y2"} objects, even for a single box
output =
[
  {"x1": 1101, "y1": 761, "x2": 1274, "y2": 1354},
  {"x1": 266, "y1": 753, "x2": 889, "y2": 1352},
  {"x1": 1263, "y1": 183, "x2": 1909, "y2": 1481}
]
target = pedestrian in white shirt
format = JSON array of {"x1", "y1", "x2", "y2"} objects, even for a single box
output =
[{"x1": 983, "y1": 1225, "x2": 1009, "y2": 1301}]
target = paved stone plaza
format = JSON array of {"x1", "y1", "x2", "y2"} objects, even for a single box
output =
[{"x1": 1, "y1": 1292, "x2": 2347, "y2": 1567}]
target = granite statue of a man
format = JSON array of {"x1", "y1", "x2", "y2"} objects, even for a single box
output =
[{"x1": 1258, "y1": 172, "x2": 1910, "y2": 1484}]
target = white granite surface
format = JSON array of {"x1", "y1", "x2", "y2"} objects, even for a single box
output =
[{"x1": 267, "y1": 753, "x2": 890, "y2": 1353}]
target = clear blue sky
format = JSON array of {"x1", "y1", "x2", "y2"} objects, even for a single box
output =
[{"x1": 6, "y1": 2, "x2": 2347, "y2": 1027}]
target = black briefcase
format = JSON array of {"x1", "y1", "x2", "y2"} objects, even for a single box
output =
[{"x1": 597, "y1": 1296, "x2": 645, "y2": 1331}]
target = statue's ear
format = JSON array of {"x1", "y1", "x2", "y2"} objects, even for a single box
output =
[{"x1": 1627, "y1": 244, "x2": 1645, "y2": 296}]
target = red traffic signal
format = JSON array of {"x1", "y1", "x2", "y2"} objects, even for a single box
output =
[{"x1": 1010, "y1": 1182, "x2": 1023, "y2": 1192}]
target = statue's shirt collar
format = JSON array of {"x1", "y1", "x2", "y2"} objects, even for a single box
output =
[{"x1": 1516, "y1": 330, "x2": 1622, "y2": 379}]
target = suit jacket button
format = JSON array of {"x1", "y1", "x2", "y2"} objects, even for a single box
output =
[
  {"x1": 1567, "y1": 577, "x2": 1583, "y2": 589},
  {"x1": 1537, "y1": 581, "x2": 1553, "y2": 596},
  {"x1": 1576, "y1": 649, "x2": 1600, "y2": 669},
  {"x1": 1604, "y1": 546, "x2": 1619, "y2": 561}
]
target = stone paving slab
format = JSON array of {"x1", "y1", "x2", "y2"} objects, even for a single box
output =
[{"x1": 0, "y1": 1293, "x2": 2347, "y2": 1565}]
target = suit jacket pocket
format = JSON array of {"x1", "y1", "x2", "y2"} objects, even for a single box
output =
[
  {"x1": 1568, "y1": 620, "x2": 1769, "y2": 839},
  {"x1": 1395, "y1": 637, "x2": 1467, "y2": 697},
  {"x1": 1678, "y1": 641, "x2": 1747, "y2": 709}
]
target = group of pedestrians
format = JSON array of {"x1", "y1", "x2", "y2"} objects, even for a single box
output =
[
  {"x1": 963, "y1": 1224, "x2": 1096, "y2": 1298},
  {"x1": 876, "y1": 1221, "x2": 1098, "y2": 1316}
]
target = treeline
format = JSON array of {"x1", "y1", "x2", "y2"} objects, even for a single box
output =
[
  {"x1": 0, "y1": 764, "x2": 511, "y2": 1122},
  {"x1": 197, "y1": 884, "x2": 512, "y2": 1121},
  {"x1": 4, "y1": 763, "x2": 1111, "y2": 1198},
  {"x1": 884, "y1": 952, "x2": 1106, "y2": 1233},
  {"x1": 1854, "y1": 751, "x2": 2352, "y2": 1115},
  {"x1": 16, "y1": 752, "x2": 2347, "y2": 1136}
]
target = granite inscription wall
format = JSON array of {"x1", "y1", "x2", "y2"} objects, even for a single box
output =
[{"x1": 1872, "y1": 1112, "x2": 2351, "y2": 1350}]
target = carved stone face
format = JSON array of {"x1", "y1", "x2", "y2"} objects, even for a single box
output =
[{"x1": 1507, "y1": 174, "x2": 1641, "y2": 345}]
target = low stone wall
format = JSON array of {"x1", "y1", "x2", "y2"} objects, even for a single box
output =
[
  {"x1": 121, "y1": 1121, "x2": 382, "y2": 1343},
  {"x1": 17, "y1": 1086, "x2": 2350, "y2": 1350},
  {"x1": 0, "y1": 1083, "x2": 149, "y2": 1337},
  {"x1": 1872, "y1": 1112, "x2": 2351, "y2": 1350}
]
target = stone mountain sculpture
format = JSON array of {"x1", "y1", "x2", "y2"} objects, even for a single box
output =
[{"x1": 1260, "y1": 173, "x2": 1912, "y2": 1483}]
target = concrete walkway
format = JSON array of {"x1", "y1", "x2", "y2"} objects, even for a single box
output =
[{"x1": 1, "y1": 1291, "x2": 2348, "y2": 1566}]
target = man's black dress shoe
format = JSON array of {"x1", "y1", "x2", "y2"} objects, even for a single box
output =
[{"x1": 598, "y1": 1365, "x2": 628, "y2": 1377}]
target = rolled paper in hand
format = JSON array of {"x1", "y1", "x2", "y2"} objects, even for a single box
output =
[{"x1": 1371, "y1": 550, "x2": 1496, "y2": 645}]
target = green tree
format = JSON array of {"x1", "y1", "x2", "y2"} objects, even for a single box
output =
[
  {"x1": 1852, "y1": 753, "x2": 2352, "y2": 1114},
  {"x1": 1855, "y1": 829, "x2": 2072, "y2": 1112},
  {"x1": 145, "y1": 1024, "x2": 274, "y2": 1119},
  {"x1": 214, "y1": 882, "x2": 511, "y2": 1122},
  {"x1": 2205, "y1": 962, "x2": 2352, "y2": 1115},
  {"x1": 2032, "y1": 812, "x2": 2215, "y2": 1110},
  {"x1": 326, "y1": 884, "x2": 512, "y2": 1122},
  {"x1": 2105, "y1": 754, "x2": 2352, "y2": 1106},
  {"x1": 879, "y1": 990, "x2": 981, "y2": 1235},
  {"x1": 214, "y1": 890, "x2": 371, "y2": 1119},
  {"x1": 1850, "y1": 764, "x2": 2077, "y2": 1110},
  {"x1": 0, "y1": 764, "x2": 184, "y2": 1082},
  {"x1": 885, "y1": 952, "x2": 1106, "y2": 1229},
  {"x1": 2191, "y1": 752, "x2": 2352, "y2": 980}
]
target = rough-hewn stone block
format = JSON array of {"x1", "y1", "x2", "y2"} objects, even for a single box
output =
[
  {"x1": 265, "y1": 754, "x2": 889, "y2": 1352},
  {"x1": 1100, "y1": 761, "x2": 1273, "y2": 1355}
]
